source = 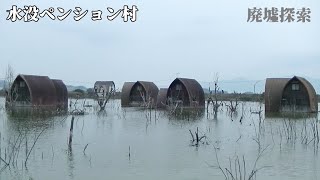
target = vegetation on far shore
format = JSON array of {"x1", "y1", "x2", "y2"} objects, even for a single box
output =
[{"x1": 1, "y1": 88, "x2": 319, "y2": 102}]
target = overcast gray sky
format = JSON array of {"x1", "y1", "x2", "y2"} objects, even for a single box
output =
[{"x1": 0, "y1": 0, "x2": 319, "y2": 92}]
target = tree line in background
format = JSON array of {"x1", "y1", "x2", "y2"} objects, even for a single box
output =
[
  {"x1": 1, "y1": 85, "x2": 320, "y2": 103},
  {"x1": 0, "y1": 84, "x2": 268, "y2": 102},
  {"x1": 0, "y1": 64, "x2": 319, "y2": 102}
]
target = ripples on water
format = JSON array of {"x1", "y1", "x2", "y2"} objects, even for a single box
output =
[{"x1": 0, "y1": 97, "x2": 319, "y2": 180}]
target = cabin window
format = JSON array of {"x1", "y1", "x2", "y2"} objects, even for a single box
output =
[
  {"x1": 176, "y1": 84, "x2": 182, "y2": 91},
  {"x1": 292, "y1": 83, "x2": 299, "y2": 91},
  {"x1": 20, "y1": 81, "x2": 25, "y2": 87}
]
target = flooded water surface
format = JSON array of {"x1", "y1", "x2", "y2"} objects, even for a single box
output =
[{"x1": 0, "y1": 97, "x2": 319, "y2": 180}]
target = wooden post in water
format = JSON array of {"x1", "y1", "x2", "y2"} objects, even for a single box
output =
[
  {"x1": 196, "y1": 127, "x2": 199, "y2": 146},
  {"x1": 0, "y1": 132, "x2": 1, "y2": 159},
  {"x1": 25, "y1": 135, "x2": 28, "y2": 158},
  {"x1": 68, "y1": 116, "x2": 75, "y2": 148},
  {"x1": 129, "y1": 146, "x2": 131, "y2": 160}
]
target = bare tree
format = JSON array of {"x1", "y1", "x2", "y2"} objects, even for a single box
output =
[
  {"x1": 4, "y1": 64, "x2": 15, "y2": 91},
  {"x1": 4, "y1": 64, "x2": 15, "y2": 107},
  {"x1": 211, "y1": 144, "x2": 270, "y2": 180},
  {"x1": 94, "y1": 82, "x2": 115, "y2": 111},
  {"x1": 189, "y1": 127, "x2": 207, "y2": 146},
  {"x1": 98, "y1": 89, "x2": 115, "y2": 110},
  {"x1": 226, "y1": 92, "x2": 240, "y2": 113},
  {"x1": 207, "y1": 73, "x2": 222, "y2": 119}
]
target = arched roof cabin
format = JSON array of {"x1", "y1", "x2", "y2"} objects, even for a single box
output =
[
  {"x1": 167, "y1": 78, "x2": 205, "y2": 108},
  {"x1": 7, "y1": 74, "x2": 68, "y2": 110},
  {"x1": 265, "y1": 76, "x2": 318, "y2": 113},
  {"x1": 121, "y1": 81, "x2": 159, "y2": 108}
]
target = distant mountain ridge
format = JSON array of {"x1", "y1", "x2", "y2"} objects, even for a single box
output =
[
  {"x1": 66, "y1": 85, "x2": 87, "y2": 92},
  {"x1": 0, "y1": 80, "x2": 88, "y2": 92}
]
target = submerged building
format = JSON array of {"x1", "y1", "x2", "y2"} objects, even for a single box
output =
[
  {"x1": 265, "y1": 76, "x2": 318, "y2": 113},
  {"x1": 121, "y1": 81, "x2": 159, "y2": 108},
  {"x1": 94, "y1": 81, "x2": 115, "y2": 106},
  {"x1": 94, "y1": 81, "x2": 115, "y2": 96},
  {"x1": 165, "y1": 78, "x2": 205, "y2": 108},
  {"x1": 6, "y1": 74, "x2": 68, "y2": 110}
]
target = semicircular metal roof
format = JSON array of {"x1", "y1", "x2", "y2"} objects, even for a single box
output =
[
  {"x1": 167, "y1": 78, "x2": 205, "y2": 107},
  {"x1": 265, "y1": 76, "x2": 318, "y2": 113},
  {"x1": 14, "y1": 74, "x2": 58, "y2": 106},
  {"x1": 121, "y1": 81, "x2": 159, "y2": 107},
  {"x1": 9, "y1": 74, "x2": 68, "y2": 109}
]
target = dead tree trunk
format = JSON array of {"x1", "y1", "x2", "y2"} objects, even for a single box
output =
[
  {"x1": 189, "y1": 127, "x2": 206, "y2": 146},
  {"x1": 68, "y1": 116, "x2": 75, "y2": 149}
]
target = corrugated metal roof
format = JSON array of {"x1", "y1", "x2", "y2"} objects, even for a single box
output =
[
  {"x1": 19, "y1": 74, "x2": 58, "y2": 106},
  {"x1": 121, "y1": 82, "x2": 135, "y2": 107},
  {"x1": 292, "y1": 76, "x2": 318, "y2": 112},
  {"x1": 9, "y1": 74, "x2": 68, "y2": 110},
  {"x1": 52, "y1": 79, "x2": 68, "y2": 110},
  {"x1": 168, "y1": 78, "x2": 205, "y2": 107},
  {"x1": 265, "y1": 78, "x2": 290, "y2": 113},
  {"x1": 265, "y1": 76, "x2": 318, "y2": 113},
  {"x1": 121, "y1": 81, "x2": 159, "y2": 107},
  {"x1": 137, "y1": 81, "x2": 159, "y2": 107}
]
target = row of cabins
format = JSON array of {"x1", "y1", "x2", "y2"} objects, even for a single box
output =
[
  {"x1": 5, "y1": 74, "x2": 319, "y2": 114},
  {"x1": 120, "y1": 78, "x2": 205, "y2": 109}
]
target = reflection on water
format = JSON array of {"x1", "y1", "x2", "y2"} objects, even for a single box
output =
[
  {"x1": 0, "y1": 97, "x2": 319, "y2": 180},
  {"x1": 166, "y1": 108, "x2": 205, "y2": 121},
  {"x1": 265, "y1": 111, "x2": 318, "y2": 119},
  {"x1": 67, "y1": 148, "x2": 75, "y2": 179}
]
